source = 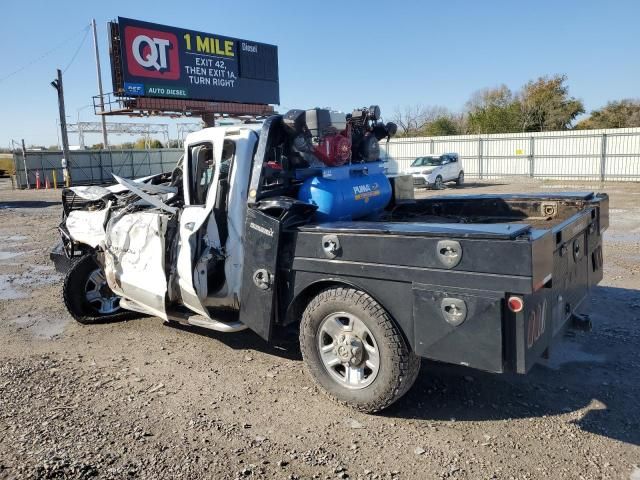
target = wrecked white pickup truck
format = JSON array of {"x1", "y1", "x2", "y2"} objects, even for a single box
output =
[{"x1": 52, "y1": 107, "x2": 608, "y2": 412}]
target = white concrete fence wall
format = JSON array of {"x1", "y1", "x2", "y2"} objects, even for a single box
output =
[{"x1": 379, "y1": 127, "x2": 640, "y2": 181}]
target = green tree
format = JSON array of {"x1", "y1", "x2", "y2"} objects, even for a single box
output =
[
  {"x1": 466, "y1": 85, "x2": 522, "y2": 134},
  {"x1": 519, "y1": 74, "x2": 584, "y2": 131},
  {"x1": 90, "y1": 143, "x2": 104, "y2": 150},
  {"x1": 421, "y1": 116, "x2": 460, "y2": 136},
  {"x1": 575, "y1": 99, "x2": 640, "y2": 129}
]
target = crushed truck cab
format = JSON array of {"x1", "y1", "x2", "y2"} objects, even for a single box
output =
[{"x1": 52, "y1": 106, "x2": 608, "y2": 412}]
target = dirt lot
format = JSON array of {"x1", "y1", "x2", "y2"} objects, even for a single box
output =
[{"x1": 0, "y1": 178, "x2": 639, "y2": 480}]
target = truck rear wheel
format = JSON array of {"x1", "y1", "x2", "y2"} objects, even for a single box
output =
[
  {"x1": 63, "y1": 254, "x2": 136, "y2": 324},
  {"x1": 299, "y1": 287, "x2": 420, "y2": 413}
]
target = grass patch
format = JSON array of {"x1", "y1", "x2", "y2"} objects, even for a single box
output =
[{"x1": 0, "y1": 154, "x2": 16, "y2": 175}]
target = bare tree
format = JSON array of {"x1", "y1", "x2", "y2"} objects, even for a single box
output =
[{"x1": 391, "y1": 105, "x2": 450, "y2": 136}]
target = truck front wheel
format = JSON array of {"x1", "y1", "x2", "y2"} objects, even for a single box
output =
[
  {"x1": 299, "y1": 287, "x2": 420, "y2": 413},
  {"x1": 63, "y1": 254, "x2": 135, "y2": 324}
]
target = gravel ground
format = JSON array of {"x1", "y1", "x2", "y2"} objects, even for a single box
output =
[{"x1": 0, "y1": 178, "x2": 639, "y2": 480}]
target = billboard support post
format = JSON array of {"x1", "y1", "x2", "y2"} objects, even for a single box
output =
[
  {"x1": 92, "y1": 19, "x2": 109, "y2": 148},
  {"x1": 202, "y1": 113, "x2": 215, "y2": 128}
]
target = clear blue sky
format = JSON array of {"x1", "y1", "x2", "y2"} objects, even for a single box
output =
[{"x1": 1, "y1": 0, "x2": 639, "y2": 147}]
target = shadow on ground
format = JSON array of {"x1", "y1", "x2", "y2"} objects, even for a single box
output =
[
  {"x1": 64, "y1": 261, "x2": 635, "y2": 447},
  {"x1": 165, "y1": 285, "x2": 640, "y2": 447},
  {"x1": 0, "y1": 200, "x2": 60, "y2": 209},
  {"x1": 387, "y1": 285, "x2": 639, "y2": 447}
]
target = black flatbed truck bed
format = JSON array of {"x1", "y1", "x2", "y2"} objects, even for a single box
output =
[{"x1": 240, "y1": 190, "x2": 608, "y2": 376}]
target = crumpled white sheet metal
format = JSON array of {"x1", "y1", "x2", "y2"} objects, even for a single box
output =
[
  {"x1": 105, "y1": 173, "x2": 161, "y2": 194},
  {"x1": 112, "y1": 174, "x2": 177, "y2": 214},
  {"x1": 68, "y1": 185, "x2": 113, "y2": 201},
  {"x1": 65, "y1": 209, "x2": 109, "y2": 248},
  {"x1": 103, "y1": 211, "x2": 169, "y2": 320},
  {"x1": 69, "y1": 173, "x2": 173, "y2": 200}
]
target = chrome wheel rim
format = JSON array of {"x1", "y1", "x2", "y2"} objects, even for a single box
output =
[
  {"x1": 317, "y1": 312, "x2": 380, "y2": 389},
  {"x1": 435, "y1": 177, "x2": 443, "y2": 189},
  {"x1": 84, "y1": 268, "x2": 121, "y2": 314}
]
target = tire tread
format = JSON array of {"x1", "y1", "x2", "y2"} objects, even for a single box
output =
[
  {"x1": 299, "y1": 287, "x2": 420, "y2": 413},
  {"x1": 62, "y1": 254, "x2": 140, "y2": 325}
]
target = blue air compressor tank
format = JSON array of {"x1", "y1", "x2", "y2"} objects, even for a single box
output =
[{"x1": 297, "y1": 164, "x2": 392, "y2": 221}]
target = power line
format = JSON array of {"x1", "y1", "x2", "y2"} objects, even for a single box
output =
[
  {"x1": 0, "y1": 24, "x2": 91, "y2": 84},
  {"x1": 63, "y1": 26, "x2": 92, "y2": 74}
]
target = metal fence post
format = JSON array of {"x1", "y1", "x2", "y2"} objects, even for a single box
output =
[
  {"x1": 478, "y1": 137, "x2": 483, "y2": 179},
  {"x1": 21, "y1": 140, "x2": 30, "y2": 189},
  {"x1": 99, "y1": 150, "x2": 104, "y2": 184},
  {"x1": 11, "y1": 152, "x2": 18, "y2": 190},
  {"x1": 600, "y1": 133, "x2": 607, "y2": 182},
  {"x1": 529, "y1": 136, "x2": 535, "y2": 178}
]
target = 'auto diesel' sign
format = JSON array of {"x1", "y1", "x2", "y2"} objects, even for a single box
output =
[{"x1": 113, "y1": 17, "x2": 279, "y2": 104}]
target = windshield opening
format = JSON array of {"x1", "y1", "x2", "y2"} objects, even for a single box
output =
[{"x1": 411, "y1": 156, "x2": 442, "y2": 167}]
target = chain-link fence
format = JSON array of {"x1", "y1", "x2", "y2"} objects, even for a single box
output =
[
  {"x1": 380, "y1": 128, "x2": 640, "y2": 182},
  {"x1": 13, "y1": 149, "x2": 183, "y2": 189}
]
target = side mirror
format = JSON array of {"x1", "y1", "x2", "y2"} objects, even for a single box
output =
[{"x1": 441, "y1": 160, "x2": 449, "y2": 165}]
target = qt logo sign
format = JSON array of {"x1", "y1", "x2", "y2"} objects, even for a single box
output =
[{"x1": 124, "y1": 25, "x2": 180, "y2": 79}]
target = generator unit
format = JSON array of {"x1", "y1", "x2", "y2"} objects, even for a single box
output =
[{"x1": 284, "y1": 106, "x2": 397, "y2": 221}]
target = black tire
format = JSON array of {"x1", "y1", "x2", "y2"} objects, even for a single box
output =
[
  {"x1": 434, "y1": 175, "x2": 444, "y2": 190},
  {"x1": 456, "y1": 171, "x2": 465, "y2": 186},
  {"x1": 299, "y1": 287, "x2": 420, "y2": 413},
  {"x1": 63, "y1": 254, "x2": 137, "y2": 325}
]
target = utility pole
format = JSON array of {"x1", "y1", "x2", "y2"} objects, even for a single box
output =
[
  {"x1": 92, "y1": 19, "x2": 109, "y2": 148},
  {"x1": 21, "y1": 139, "x2": 29, "y2": 189},
  {"x1": 51, "y1": 69, "x2": 71, "y2": 168}
]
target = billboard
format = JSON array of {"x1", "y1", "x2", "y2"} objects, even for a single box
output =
[{"x1": 111, "y1": 17, "x2": 279, "y2": 105}]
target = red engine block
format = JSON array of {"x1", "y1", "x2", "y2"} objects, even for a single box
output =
[{"x1": 313, "y1": 132, "x2": 352, "y2": 167}]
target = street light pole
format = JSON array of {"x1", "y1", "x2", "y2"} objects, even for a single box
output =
[{"x1": 51, "y1": 69, "x2": 71, "y2": 165}]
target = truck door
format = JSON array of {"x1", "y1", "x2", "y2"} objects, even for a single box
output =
[
  {"x1": 103, "y1": 209, "x2": 171, "y2": 320},
  {"x1": 176, "y1": 129, "x2": 226, "y2": 317},
  {"x1": 447, "y1": 155, "x2": 459, "y2": 180}
]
